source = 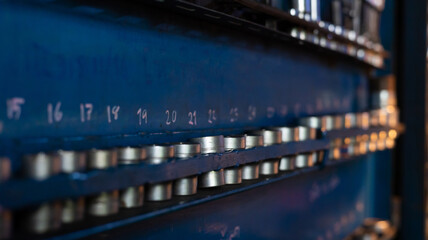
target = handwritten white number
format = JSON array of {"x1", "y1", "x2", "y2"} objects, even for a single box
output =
[
  {"x1": 208, "y1": 109, "x2": 217, "y2": 124},
  {"x1": 188, "y1": 111, "x2": 197, "y2": 125},
  {"x1": 6, "y1": 97, "x2": 25, "y2": 120},
  {"x1": 267, "y1": 107, "x2": 275, "y2": 118},
  {"x1": 106, "y1": 105, "x2": 120, "y2": 123},
  {"x1": 248, "y1": 105, "x2": 256, "y2": 121},
  {"x1": 137, "y1": 108, "x2": 148, "y2": 125},
  {"x1": 229, "y1": 107, "x2": 239, "y2": 123},
  {"x1": 47, "y1": 102, "x2": 63, "y2": 124},
  {"x1": 165, "y1": 110, "x2": 177, "y2": 125},
  {"x1": 80, "y1": 103, "x2": 93, "y2": 122}
]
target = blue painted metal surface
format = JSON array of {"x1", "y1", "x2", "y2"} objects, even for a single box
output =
[{"x1": 0, "y1": 0, "x2": 394, "y2": 239}]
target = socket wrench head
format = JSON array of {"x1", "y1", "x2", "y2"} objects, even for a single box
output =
[
  {"x1": 174, "y1": 176, "x2": 198, "y2": 196},
  {"x1": 270, "y1": 127, "x2": 298, "y2": 142},
  {"x1": 260, "y1": 158, "x2": 279, "y2": 175},
  {"x1": 244, "y1": 134, "x2": 264, "y2": 149},
  {"x1": 249, "y1": 129, "x2": 282, "y2": 146},
  {"x1": 198, "y1": 169, "x2": 225, "y2": 188},
  {"x1": 58, "y1": 150, "x2": 86, "y2": 173},
  {"x1": 224, "y1": 135, "x2": 246, "y2": 151},
  {"x1": 23, "y1": 153, "x2": 61, "y2": 180},
  {"x1": 88, "y1": 149, "x2": 118, "y2": 170},
  {"x1": 146, "y1": 182, "x2": 172, "y2": 201},
  {"x1": 173, "y1": 142, "x2": 201, "y2": 159},
  {"x1": 117, "y1": 147, "x2": 146, "y2": 165},
  {"x1": 190, "y1": 135, "x2": 225, "y2": 154},
  {"x1": 120, "y1": 186, "x2": 144, "y2": 208}
]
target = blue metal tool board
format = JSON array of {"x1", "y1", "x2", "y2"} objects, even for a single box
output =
[{"x1": 0, "y1": 0, "x2": 391, "y2": 239}]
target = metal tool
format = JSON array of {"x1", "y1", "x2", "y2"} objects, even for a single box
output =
[
  {"x1": 120, "y1": 186, "x2": 144, "y2": 208},
  {"x1": 145, "y1": 144, "x2": 174, "y2": 200},
  {"x1": 24, "y1": 202, "x2": 62, "y2": 234},
  {"x1": 146, "y1": 182, "x2": 173, "y2": 201},
  {"x1": 173, "y1": 142, "x2": 200, "y2": 196},
  {"x1": 292, "y1": 0, "x2": 311, "y2": 19},
  {"x1": 356, "y1": 112, "x2": 370, "y2": 129},
  {"x1": 250, "y1": 129, "x2": 282, "y2": 146},
  {"x1": 295, "y1": 153, "x2": 312, "y2": 168},
  {"x1": 192, "y1": 136, "x2": 225, "y2": 188},
  {"x1": 224, "y1": 135, "x2": 245, "y2": 185},
  {"x1": 23, "y1": 152, "x2": 61, "y2": 180},
  {"x1": 260, "y1": 158, "x2": 279, "y2": 175},
  {"x1": 117, "y1": 147, "x2": 146, "y2": 165},
  {"x1": 244, "y1": 134, "x2": 264, "y2": 148},
  {"x1": 88, "y1": 149, "x2": 118, "y2": 170},
  {"x1": 0, "y1": 208, "x2": 11, "y2": 239},
  {"x1": 270, "y1": 127, "x2": 298, "y2": 142},
  {"x1": 242, "y1": 134, "x2": 263, "y2": 180},
  {"x1": 311, "y1": 151, "x2": 324, "y2": 165},
  {"x1": 0, "y1": 157, "x2": 11, "y2": 182},
  {"x1": 62, "y1": 198, "x2": 85, "y2": 224},
  {"x1": 297, "y1": 126, "x2": 316, "y2": 141},
  {"x1": 279, "y1": 155, "x2": 296, "y2": 171},
  {"x1": 58, "y1": 150, "x2": 86, "y2": 174},
  {"x1": 190, "y1": 135, "x2": 225, "y2": 154},
  {"x1": 88, "y1": 191, "x2": 119, "y2": 217},
  {"x1": 343, "y1": 113, "x2": 357, "y2": 128}
]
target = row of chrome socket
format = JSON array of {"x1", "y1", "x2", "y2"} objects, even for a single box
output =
[
  {"x1": 0, "y1": 125, "x2": 321, "y2": 237},
  {"x1": 0, "y1": 110, "x2": 399, "y2": 238}
]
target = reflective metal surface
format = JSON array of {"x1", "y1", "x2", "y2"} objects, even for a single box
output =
[
  {"x1": 58, "y1": 150, "x2": 86, "y2": 173},
  {"x1": 270, "y1": 126, "x2": 298, "y2": 142},
  {"x1": 295, "y1": 153, "x2": 311, "y2": 168},
  {"x1": 190, "y1": 135, "x2": 225, "y2": 154},
  {"x1": 173, "y1": 142, "x2": 201, "y2": 158},
  {"x1": 279, "y1": 155, "x2": 296, "y2": 171},
  {"x1": 88, "y1": 149, "x2": 118, "y2": 170},
  {"x1": 297, "y1": 126, "x2": 316, "y2": 141},
  {"x1": 88, "y1": 191, "x2": 119, "y2": 217},
  {"x1": 250, "y1": 129, "x2": 282, "y2": 146},
  {"x1": 198, "y1": 169, "x2": 225, "y2": 188},
  {"x1": 174, "y1": 177, "x2": 198, "y2": 196},
  {"x1": 244, "y1": 134, "x2": 264, "y2": 149},
  {"x1": 224, "y1": 167, "x2": 242, "y2": 184},
  {"x1": 62, "y1": 198, "x2": 85, "y2": 224},
  {"x1": 120, "y1": 186, "x2": 144, "y2": 208},
  {"x1": 23, "y1": 153, "x2": 61, "y2": 180},
  {"x1": 145, "y1": 145, "x2": 174, "y2": 164},
  {"x1": 146, "y1": 182, "x2": 173, "y2": 201},
  {"x1": 242, "y1": 163, "x2": 260, "y2": 180},
  {"x1": 260, "y1": 158, "x2": 279, "y2": 175},
  {"x1": 24, "y1": 202, "x2": 62, "y2": 234},
  {"x1": 117, "y1": 147, "x2": 146, "y2": 165},
  {"x1": 224, "y1": 135, "x2": 246, "y2": 151}
]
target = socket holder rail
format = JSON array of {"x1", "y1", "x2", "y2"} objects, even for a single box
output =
[
  {"x1": 0, "y1": 126, "x2": 397, "y2": 210},
  {"x1": 138, "y1": 0, "x2": 387, "y2": 68}
]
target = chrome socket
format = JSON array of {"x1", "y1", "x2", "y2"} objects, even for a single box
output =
[
  {"x1": 242, "y1": 163, "x2": 260, "y2": 180},
  {"x1": 270, "y1": 127, "x2": 298, "y2": 143},
  {"x1": 191, "y1": 136, "x2": 225, "y2": 187},
  {"x1": 23, "y1": 152, "x2": 61, "y2": 180},
  {"x1": 117, "y1": 147, "x2": 146, "y2": 165},
  {"x1": 88, "y1": 149, "x2": 118, "y2": 170},
  {"x1": 224, "y1": 167, "x2": 242, "y2": 185},
  {"x1": 224, "y1": 135, "x2": 246, "y2": 151},
  {"x1": 24, "y1": 202, "x2": 62, "y2": 234},
  {"x1": 198, "y1": 169, "x2": 225, "y2": 188},
  {"x1": 296, "y1": 153, "x2": 312, "y2": 168},
  {"x1": 244, "y1": 134, "x2": 264, "y2": 149},
  {"x1": 173, "y1": 142, "x2": 200, "y2": 196},
  {"x1": 344, "y1": 113, "x2": 357, "y2": 128},
  {"x1": 146, "y1": 182, "x2": 173, "y2": 201},
  {"x1": 173, "y1": 142, "x2": 201, "y2": 159},
  {"x1": 260, "y1": 158, "x2": 279, "y2": 176},
  {"x1": 311, "y1": 151, "x2": 323, "y2": 165},
  {"x1": 145, "y1": 144, "x2": 174, "y2": 201},
  {"x1": 0, "y1": 157, "x2": 11, "y2": 182},
  {"x1": 190, "y1": 135, "x2": 225, "y2": 154},
  {"x1": 297, "y1": 126, "x2": 316, "y2": 141},
  {"x1": 88, "y1": 191, "x2": 119, "y2": 217},
  {"x1": 321, "y1": 115, "x2": 335, "y2": 131},
  {"x1": 356, "y1": 112, "x2": 370, "y2": 129},
  {"x1": 174, "y1": 177, "x2": 198, "y2": 196},
  {"x1": 241, "y1": 134, "x2": 262, "y2": 180},
  {"x1": 250, "y1": 129, "x2": 282, "y2": 146},
  {"x1": 144, "y1": 144, "x2": 174, "y2": 165},
  {"x1": 333, "y1": 115, "x2": 344, "y2": 129},
  {"x1": 224, "y1": 135, "x2": 245, "y2": 185},
  {"x1": 120, "y1": 186, "x2": 144, "y2": 208},
  {"x1": 62, "y1": 198, "x2": 85, "y2": 224},
  {"x1": 58, "y1": 150, "x2": 86, "y2": 173},
  {"x1": 0, "y1": 209, "x2": 12, "y2": 239},
  {"x1": 279, "y1": 155, "x2": 295, "y2": 171}
]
